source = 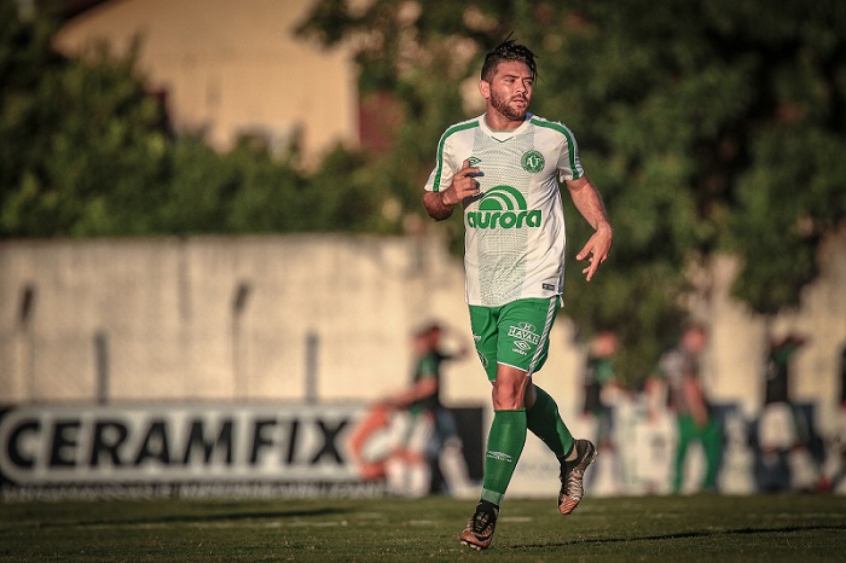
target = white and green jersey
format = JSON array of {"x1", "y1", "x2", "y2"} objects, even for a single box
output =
[{"x1": 425, "y1": 113, "x2": 584, "y2": 307}]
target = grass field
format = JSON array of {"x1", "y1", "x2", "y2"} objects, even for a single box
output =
[{"x1": 1, "y1": 494, "x2": 844, "y2": 562}]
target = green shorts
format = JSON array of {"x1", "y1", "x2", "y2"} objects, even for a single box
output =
[{"x1": 469, "y1": 297, "x2": 561, "y2": 382}]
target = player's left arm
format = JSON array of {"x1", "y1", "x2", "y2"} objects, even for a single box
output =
[{"x1": 565, "y1": 175, "x2": 613, "y2": 281}]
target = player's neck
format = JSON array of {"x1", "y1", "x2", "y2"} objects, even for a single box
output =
[{"x1": 484, "y1": 111, "x2": 527, "y2": 132}]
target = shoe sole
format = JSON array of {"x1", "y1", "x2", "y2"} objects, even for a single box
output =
[
  {"x1": 460, "y1": 539, "x2": 487, "y2": 551},
  {"x1": 459, "y1": 534, "x2": 491, "y2": 551}
]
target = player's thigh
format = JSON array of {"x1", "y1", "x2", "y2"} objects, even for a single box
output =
[
  {"x1": 496, "y1": 297, "x2": 559, "y2": 377},
  {"x1": 468, "y1": 305, "x2": 500, "y2": 382}
]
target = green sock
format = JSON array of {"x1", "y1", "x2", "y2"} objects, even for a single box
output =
[
  {"x1": 526, "y1": 385, "x2": 574, "y2": 461},
  {"x1": 480, "y1": 409, "x2": 527, "y2": 506}
]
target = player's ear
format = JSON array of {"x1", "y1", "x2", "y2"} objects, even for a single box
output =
[{"x1": 479, "y1": 79, "x2": 491, "y2": 100}]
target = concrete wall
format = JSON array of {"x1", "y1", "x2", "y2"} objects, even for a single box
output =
[
  {"x1": 54, "y1": 0, "x2": 358, "y2": 163},
  {"x1": 1, "y1": 232, "x2": 845, "y2": 437},
  {"x1": 0, "y1": 236, "x2": 469, "y2": 405}
]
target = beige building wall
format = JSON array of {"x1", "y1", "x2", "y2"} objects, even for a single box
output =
[
  {"x1": 0, "y1": 236, "x2": 458, "y2": 405},
  {"x1": 54, "y1": 0, "x2": 358, "y2": 163}
]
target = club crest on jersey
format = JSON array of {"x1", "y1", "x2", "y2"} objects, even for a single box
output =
[
  {"x1": 467, "y1": 156, "x2": 482, "y2": 166},
  {"x1": 466, "y1": 185, "x2": 542, "y2": 230},
  {"x1": 521, "y1": 150, "x2": 545, "y2": 173}
]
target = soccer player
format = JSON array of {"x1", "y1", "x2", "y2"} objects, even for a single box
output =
[
  {"x1": 385, "y1": 323, "x2": 471, "y2": 496},
  {"x1": 651, "y1": 323, "x2": 722, "y2": 493},
  {"x1": 422, "y1": 39, "x2": 613, "y2": 550},
  {"x1": 582, "y1": 330, "x2": 623, "y2": 489}
]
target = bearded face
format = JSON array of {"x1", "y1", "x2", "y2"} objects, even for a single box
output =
[{"x1": 489, "y1": 87, "x2": 528, "y2": 122}]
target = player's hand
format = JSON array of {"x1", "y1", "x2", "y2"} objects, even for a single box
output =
[
  {"x1": 576, "y1": 224, "x2": 613, "y2": 281},
  {"x1": 441, "y1": 159, "x2": 482, "y2": 206}
]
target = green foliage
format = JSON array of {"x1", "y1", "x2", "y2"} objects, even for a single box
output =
[
  {"x1": 0, "y1": 1, "x2": 170, "y2": 237},
  {"x1": 0, "y1": 0, "x2": 393, "y2": 240},
  {"x1": 298, "y1": 0, "x2": 846, "y2": 381},
  {"x1": 304, "y1": 145, "x2": 397, "y2": 233},
  {"x1": 730, "y1": 126, "x2": 846, "y2": 314}
]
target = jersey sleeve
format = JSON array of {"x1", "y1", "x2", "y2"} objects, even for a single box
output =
[
  {"x1": 555, "y1": 123, "x2": 584, "y2": 182},
  {"x1": 424, "y1": 131, "x2": 457, "y2": 193},
  {"x1": 417, "y1": 356, "x2": 438, "y2": 380}
]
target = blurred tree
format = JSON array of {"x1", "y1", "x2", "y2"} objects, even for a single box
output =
[
  {"x1": 304, "y1": 145, "x2": 398, "y2": 233},
  {"x1": 298, "y1": 0, "x2": 846, "y2": 381},
  {"x1": 0, "y1": 1, "x2": 172, "y2": 236},
  {"x1": 155, "y1": 136, "x2": 243, "y2": 234},
  {"x1": 0, "y1": 0, "x2": 394, "y2": 238}
]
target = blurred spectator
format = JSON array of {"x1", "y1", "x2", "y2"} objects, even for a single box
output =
[
  {"x1": 349, "y1": 323, "x2": 472, "y2": 497},
  {"x1": 841, "y1": 343, "x2": 846, "y2": 409},
  {"x1": 649, "y1": 323, "x2": 722, "y2": 494},
  {"x1": 582, "y1": 330, "x2": 622, "y2": 494},
  {"x1": 830, "y1": 344, "x2": 846, "y2": 491},
  {"x1": 757, "y1": 333, "x2": 823, "y2": 492},
  {"x1": 764, "y1": 334, "x2": 806, "y2": 405},
  {"x1": 581, "y1": 330, "x2": 623, "y2": 488},
  {"x1": 426, "y1": 324, "x2": 475, "y2": 496},
  {"x1": 820, "y1": 343, "x2": 846, "y2": 493}
]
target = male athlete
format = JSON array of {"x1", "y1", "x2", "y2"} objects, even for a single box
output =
[{"x1": 422, "y1": 39, "x2": 613, "y2": 550}]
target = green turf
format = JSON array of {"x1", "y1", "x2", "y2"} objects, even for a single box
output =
[{"x1": 0, "y1": 494, "x2": 844, "y2": 562}]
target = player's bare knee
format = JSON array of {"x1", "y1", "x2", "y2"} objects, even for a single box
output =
[{"x1": 491, "y1": 380, "x2": 526, "y2": 410}]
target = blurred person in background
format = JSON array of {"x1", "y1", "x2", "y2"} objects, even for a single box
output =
[
  {"x1": 757, "y1": 334, "x2": 824, "y2": 492},
  {"x1": 384, "y1": 323, "x2": 472, "y2": 497},
  {"x1": 582, "y1": 330, "x2": 620, "y2": 449},
  {"x1": 826, "y1": 343, "x2": 846, "y2": 492},
  {"x1": 763, "y1": 334, "x2": 805, "y2": 406},
  {"x1": 422, "y1": 38, "x2": 613, "y2": 550},
  {"x1": 649, "y1": 323, "x2": 722, "y2": 494},
  {"x1": 348, "y1": 323, "x2": 472, "y2": 498},
  {"x1": 581, "y1": 330, "x2": 624, "y2": 490},
  {"x1": 839, "y1": 344, "x2": 846, "y2": 490}
]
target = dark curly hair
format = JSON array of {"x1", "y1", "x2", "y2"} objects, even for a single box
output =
[{"x1": 480, "y1": 39, "x2": 537, "y2": 83}]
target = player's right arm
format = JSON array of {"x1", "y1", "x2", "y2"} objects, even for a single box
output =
[
  {"x1": 388, "y1": 377, "x2": 439, "y2": 409},
  {"x1": 423, "y1": 159, "x2": 481, "y2": 221}
]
